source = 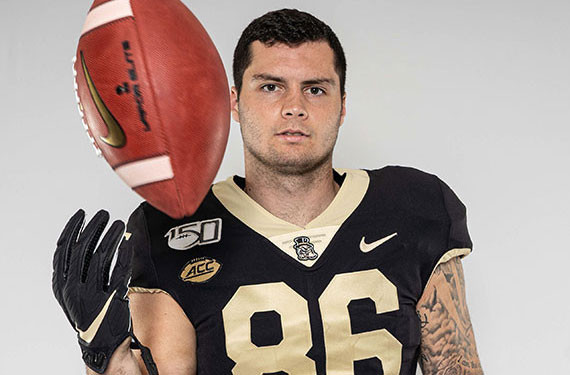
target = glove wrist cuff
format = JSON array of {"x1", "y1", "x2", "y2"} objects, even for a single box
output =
[
  {"x1": 79, "y1": 332, "x2": 130, "y2": 374},
  {"x1": 79, "y1": 332, "x2": 158, "y2": 375}
]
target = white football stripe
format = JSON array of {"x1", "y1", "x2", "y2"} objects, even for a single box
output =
[
  {"x1": 115, "y1": 155, "x2": 174, "y2": 188},
  {"x1": 80, "y1": 0, "x2": 134, "y2": 37}
]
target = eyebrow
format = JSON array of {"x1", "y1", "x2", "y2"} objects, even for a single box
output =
[{"x1": 251, "y1": 73, "x2": 336, "y2": 86}]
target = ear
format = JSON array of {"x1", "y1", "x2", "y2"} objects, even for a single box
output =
[
  {"x1": 339, "y1": 92, "x2": 347, "y2": 126},
  {"x1": 230, "y1": 86, "x2": 240, "y2": 123}
]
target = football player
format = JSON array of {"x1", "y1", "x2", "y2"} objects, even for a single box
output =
[{"x1": 53, "y1": 9, "x2": 483, "y2": 375}]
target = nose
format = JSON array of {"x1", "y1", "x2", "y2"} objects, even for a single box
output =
[{"x1": 281, "y1": 91, "x2": 308, "y2": 120}]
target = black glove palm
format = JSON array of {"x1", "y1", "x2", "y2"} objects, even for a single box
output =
[{"x1": 52, "y1": 209, "x2": 134, "y2": 374}]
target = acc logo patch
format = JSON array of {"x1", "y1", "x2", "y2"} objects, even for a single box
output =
[
  {"x1": 179, "y1": 257, "x2": 222, "y2": 284},
  {"x1": 165, "y1": 218, "x2": 222, "y2": 250}
]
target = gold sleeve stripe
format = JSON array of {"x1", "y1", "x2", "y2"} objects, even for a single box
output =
[
  {"x1": 128, "y1": 287, "x2": 170, "y2": 296},
  {"x1": 424, "y1": 248, "x2": 471, "y2": 291}
]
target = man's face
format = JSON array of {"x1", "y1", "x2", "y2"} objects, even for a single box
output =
[{"x1": 231, "y1": 40, "x2": 346, "y2": 175}]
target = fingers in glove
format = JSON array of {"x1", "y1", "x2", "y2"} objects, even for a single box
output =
[
  {"x1": 53, "y1": 209, "x2": 85, "y2": 281},
  {"x1": 53, "y1": 209, "x2": 86, "y2": 327},
  {"x1": 77, "y1": 210, "x2": 110, "y2": 283},
  {"x1": 109, "y1": 236, "x2": 133, "y2": 294},
  {"x1": 56, "y1": 209, "x2": 85, "y2": 247},
  {"x1": 97, "y1": 220, "x2": 126, "y2": 291}
]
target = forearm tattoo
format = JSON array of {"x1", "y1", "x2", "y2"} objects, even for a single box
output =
[{"x1": 416, "y1": 258, "x2": 483, "y2": 375}]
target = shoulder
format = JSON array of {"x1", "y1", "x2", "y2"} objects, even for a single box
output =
[
  {"x1": 366, "y1": 165, "x2": 441, "y2": 196},
  {"x1": 363, "y1": 165, "x2": 467, "y2": 219},
  {"x1": 361, "y1": 165, "x2": 472, "y2": 259},
  {"x1": 126, "y1": 188, "x2": 226, "y2": 296},
  {"x1": 366, "y1": 165, "x2": 445, "y2": 194},
  {"x1": 367, "y1": 164, "x2": 436, "y2": 181},
  {"x1": 128, "y1": 186, "x2": 231, "y2": 255}
]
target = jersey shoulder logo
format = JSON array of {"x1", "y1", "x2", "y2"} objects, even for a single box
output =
[
  {"x1": 293, "y1": 236, "x2": 318, "y2": 261},
  {"x1": 165, "y1": 218, "x2": 222, "y2": 250},
  {"x1": 179, "y1": 257, "x2": 222, "y2": 283}
]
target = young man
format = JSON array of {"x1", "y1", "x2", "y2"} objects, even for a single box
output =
[{"x1": 53, "y1": 9, "x2": 483, "y2": 375}]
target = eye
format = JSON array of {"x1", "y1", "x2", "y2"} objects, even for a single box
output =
[
  {"x1": 306, "y1": 87, "x2": 325, "y2": 96},
  {"x1": 261, "y1": 84, "x2": 278, "y2": 92}
]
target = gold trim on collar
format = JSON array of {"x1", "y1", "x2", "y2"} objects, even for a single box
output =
[{"x1": 212, "y1": 169, "x2": 369, "y2": 238}]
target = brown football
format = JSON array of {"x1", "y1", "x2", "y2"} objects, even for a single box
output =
[{"x1": 73, "y1": 0, "x2": 230, "y2": 218}]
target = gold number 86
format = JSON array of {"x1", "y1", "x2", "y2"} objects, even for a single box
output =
[{"x1": 222, "y1": 269, "x2": 403, "y2": 374}]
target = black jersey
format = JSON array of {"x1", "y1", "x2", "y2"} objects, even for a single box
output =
[{"x1": 127, "y1": 166, "x2": 472, "y2": 375}]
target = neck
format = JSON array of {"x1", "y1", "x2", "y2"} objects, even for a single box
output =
[{"x1": 243, "y1": 158, "x2": 340, "y2": 227}]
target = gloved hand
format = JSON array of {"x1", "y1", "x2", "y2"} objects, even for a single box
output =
[{"x1": 52, "y1": 209, "x2": 157, "y2": 374}]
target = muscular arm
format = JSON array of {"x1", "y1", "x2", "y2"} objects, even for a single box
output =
[
  {"x1": 416, "y1": 257, "x2": 483, "y2": 375},
  {"x1": 130, "y1": 291, "x2": 197, "y2": 375},
  {"x1": 86, "y1": 291, "x2": 196, "y2": 375}
]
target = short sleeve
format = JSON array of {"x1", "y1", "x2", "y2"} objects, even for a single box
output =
[
  {"x1": 426, "y1": 177, "x2": 473, "y2": 279},
  {"x1": 126, "y1": 203, "x2": 162, "y2": 292},
  {"x1": 438, "y1": 178, "x2": 472, "y2": 252}
]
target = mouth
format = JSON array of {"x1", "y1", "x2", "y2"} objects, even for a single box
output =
[
  {"x1": 275, "y1": 129, "x2": 309, "y2": 143},
  {"x1": 276, "y1": 129, "x2": 309, "y2": 137}
]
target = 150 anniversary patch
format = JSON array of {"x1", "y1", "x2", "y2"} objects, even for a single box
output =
[{"x1": 165, "y1": 218, "x2": 222, "y2": 250}]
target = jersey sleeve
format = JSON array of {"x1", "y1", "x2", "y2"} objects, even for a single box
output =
[
  {"x1": 366, "y1": 166, "x2": 473, "y2": 294},
  {"x1": 421, "y1": 176, "x2": 473, "y2": 292},
  {"x1": 126, "y1": 203, "x2": 163, "y2": 294},
  {"x1": 438, "y1": 177, "x2": 472, "y2": 258},
  {"x1": 415, "y1": 175, "x2": 473, "y2": 298}
]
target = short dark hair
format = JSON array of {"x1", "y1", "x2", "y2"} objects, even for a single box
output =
[{"x1": 233, "y1": 9, "x2": 346, "y2": 98}]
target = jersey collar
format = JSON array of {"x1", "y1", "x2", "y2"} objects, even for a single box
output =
[{"x1": 212, "y1": 168, "x2": 370, "y2": 238}]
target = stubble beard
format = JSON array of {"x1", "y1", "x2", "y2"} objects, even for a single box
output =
[{"x1": 239, "y1": 112, "x2": 341, "y2": 177}]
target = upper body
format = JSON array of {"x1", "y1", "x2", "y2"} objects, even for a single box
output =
[
  {"x1": 126, "y1": 166, "x2": 481, "y2": 375},
  {"x1": 82, "y1": 8, "x2": 482, "y2": 375}
]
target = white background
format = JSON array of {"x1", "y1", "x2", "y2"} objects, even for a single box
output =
[{"x1": 1, "y1": 0, "x2": 569, "y2": 373}]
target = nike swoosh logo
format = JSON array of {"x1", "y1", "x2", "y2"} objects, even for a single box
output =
[
  {"x1": 360, "y1": 232, "x2": 398, "y2": 253},
  {"x1": 76, "y1": 290, "x2": 116, "y2": 344},
  {"x1": 80, "y1": 51, "x2": 126, "y2": 148}
]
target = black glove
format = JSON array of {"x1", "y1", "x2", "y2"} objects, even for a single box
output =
[{"x1": 52, "y1": 209, "x2": 158, "y2": 374}]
